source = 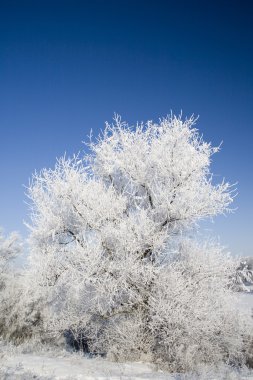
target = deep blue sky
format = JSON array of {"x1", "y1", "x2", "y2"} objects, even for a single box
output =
[{"x1": 0, "y1": 0, "x2": 252, "y2": 256}]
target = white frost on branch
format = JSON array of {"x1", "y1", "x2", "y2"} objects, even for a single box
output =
[
  {"x1": 0, "y1": 230, "x2": 21, "y2": 271},
  {"x1": 24, "y1": 115, "x2": 250, "y2": 371}
]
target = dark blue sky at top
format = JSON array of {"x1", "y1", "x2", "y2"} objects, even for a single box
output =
[{"x1": 0, "y1": 0, "x2": 252, "y2": 255}]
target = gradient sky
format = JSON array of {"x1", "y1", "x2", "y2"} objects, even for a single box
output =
[{"x1": 0, "y1": 0, "x2": 252, "y2": 256}]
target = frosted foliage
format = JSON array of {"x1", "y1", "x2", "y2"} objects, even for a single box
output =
[
  {"x1": 0, "y1": 231, "x2": 21, "y2": 273},
  {"x1": 150, "y1": 240, "x2": 249, "y2": 371},
  {"x1": 0, "y1": 230, "x2": 21, "y2": 295},
  {"x1": 0, "y1": 230, "x2": 47, "y2": 344},
  {"x1": 90, "y1": 115, "x2": 232, "y2": 226},
  {"x1": 25, "y1": 115, "x2": 250, "y2": 371}
]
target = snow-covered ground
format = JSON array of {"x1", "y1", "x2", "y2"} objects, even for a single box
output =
[
  {"x1": 0, "y1": 351, "x2": 171, "y2": 380},
  {"x1": 1, "y1": 351, "x2": 253, "y2": 380},
  {"x1": 1, "y1": 345, "x2": 253, "y2": 380}
]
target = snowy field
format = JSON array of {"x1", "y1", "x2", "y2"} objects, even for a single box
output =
[
  {"x1": 1, "y1": 350, "x2": 253, "y2": 380},
  {"x1": 0, "y1": 350, "x2": 171, "y2": 380}
]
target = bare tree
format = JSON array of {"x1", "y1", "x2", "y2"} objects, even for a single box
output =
[
  {"x1": 25, "y1": 115, "x2": 250, "y2": 370},
  {"x1": 0, "y1": 230, "x2": 21, "y2": 288}
]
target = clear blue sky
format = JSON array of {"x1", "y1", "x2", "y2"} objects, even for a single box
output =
[{"x1": 0, "y1": 1, "x2": 252, "y2": 256}]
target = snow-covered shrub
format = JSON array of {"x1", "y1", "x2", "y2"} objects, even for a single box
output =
[
  {"x1": 0, "y1": 230, "x2": 23, "y2": 339},
  {"x1": 0, "y1": 274, "x2": 46, "y2": 344},
  {"x1": 25, "y1": 115, "x2": 251, "y2": 370},
  {"x1": 0, "y1": 230, "x2": 21, "y2": 288},
  {"x1": 0, "y1": 231, "x2": 46, "y2": 345},
  {"x1": 149, "y1": 240, "x2": 250, "y2": 371},
  {"x1": 234, "y1": 258, "x2": 253, "y2": 292}
]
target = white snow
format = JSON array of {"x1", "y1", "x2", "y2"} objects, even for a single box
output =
[
  {"x1": 238, "y1": 292, "x2": 253, "y2": 316},
  {"x1": 0, "y1": 352, "x2": 172, "y2": 379},
  {"x1": 1, "y1": 350, "x2": 253, "y2": 380}
]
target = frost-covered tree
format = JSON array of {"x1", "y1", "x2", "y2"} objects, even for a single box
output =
[
  {"x1": 26, "y1": 115, "x2": 251, "y2": 370},
  {"x1": 0, "y1": 230, "x2": 21, "y2": 288},
  {"x1": 0, "y1": 230, "x2": 23, "y2": 340},
  {"x1": 0, "y1": 230, "x2": 20, "y2": 262},
  {"x1": 0, "y1": 230, "x2": 45, "y2": 344},
  {"x1": 234, "y1": 258, "x2": 253, "y2": 292}
]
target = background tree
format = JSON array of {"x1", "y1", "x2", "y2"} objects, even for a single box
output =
[
  {"x1": 0, "y1": 230, "x2": 24, "y2": 341},
  {"x1": 26, "y1": 115, "x2": 251, "y2": 370},
  {"x1": 0, "y1": 229, "x2": 21, "y2": 289}
]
